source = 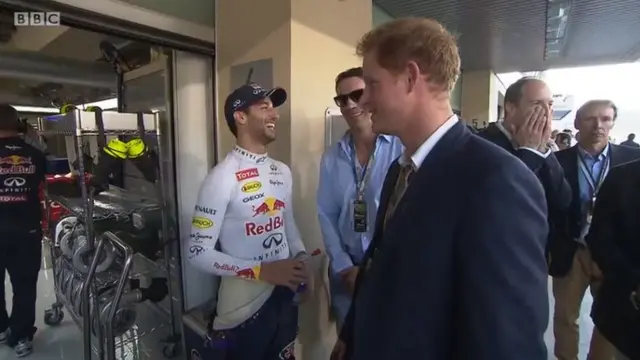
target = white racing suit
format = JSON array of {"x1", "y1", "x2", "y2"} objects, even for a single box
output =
[{"x1": 186, "y1": 145, "x2": 305, "y2": 359}]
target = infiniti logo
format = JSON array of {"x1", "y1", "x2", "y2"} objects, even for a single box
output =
[
  {"x1": 4, "y1": 177, "x2": 25, "y2": 187},
  {"x1": 262, "y1": 233, "x2": 284, "y2": 249}
]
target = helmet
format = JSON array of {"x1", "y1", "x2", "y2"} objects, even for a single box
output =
[{"x1": 60, "y1": 104, "x2": 77, "y2": 114}]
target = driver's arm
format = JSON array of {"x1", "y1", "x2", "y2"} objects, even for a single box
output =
[
  {"x1": 186, "y1": 166, "x2": 263, "y2": 280},
  {"x1": 282, "y1": 164, "x2": 306, "y2": 257}
]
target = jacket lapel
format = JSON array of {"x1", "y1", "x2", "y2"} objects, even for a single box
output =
[
  {"x1": 610, "y1": 144, "x2": 625, "y2": 167},
  {"x1": 482, "y1": 123, "x2": 513, "y2": 151},
  {"x1": 362, "y1": 160, "x2": 400, "y2": 261},
  {"x1": 385, "y1": 121, "x2": 470, "y2": 229}
]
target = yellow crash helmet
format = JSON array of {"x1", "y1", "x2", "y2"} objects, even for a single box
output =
[
  {"x1": 60, "y1": 104, "x2": 76, "y2": 114},
  {"x1": 103, "y1": 138, "x2": 129, "y2": 159},
  {"x1": 85, "y1": 106, "x2": 102, "y2": 112},
  {"x1": 126, "y1": 138, "x2": 147, "y2": 158}
]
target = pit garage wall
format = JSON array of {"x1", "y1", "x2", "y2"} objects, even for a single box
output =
[{"x1": 460, "y1": 70, "x2": 504, "y2": 128}]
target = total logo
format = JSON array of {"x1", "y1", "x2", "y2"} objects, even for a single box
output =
[
  {"x1": 245, "y1": 216, "x2": 283, "y2": 236},
  {"x1": 241, "y1": 180, "x2": 262, "y2": 193},
  {"x1": 235, "y1": 168, "x2": 259, "y2": 181},
  {"x1": 251, "y1": 197, "x2": 285, "y2": 217}
]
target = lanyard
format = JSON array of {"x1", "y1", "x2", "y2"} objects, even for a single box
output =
[
  {"x1": 577, "y1": 147, "x2": 611, "y2": 197},
  {"x1": 350, "y1": 136, "x2": 377, "y2": 199}
]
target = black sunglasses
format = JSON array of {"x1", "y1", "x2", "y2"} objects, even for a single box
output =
[{"x1": 333, "y1": 89, "x2": 364, "y2": 107}]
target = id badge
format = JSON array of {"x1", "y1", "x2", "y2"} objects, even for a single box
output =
[
  {"x1": 352, "y1": 199, "x2": 368, "y2": 233},
  {"x1": 586, "y1": 196, "x2": 597, "y2": 223}
]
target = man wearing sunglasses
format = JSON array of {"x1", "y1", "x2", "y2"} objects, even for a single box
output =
[{"x1": 317, "y1": 67, "x2": 403, "y2": 328}]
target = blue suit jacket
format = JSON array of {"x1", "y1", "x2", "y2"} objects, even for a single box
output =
[{"x1": 340, "y1": 121, "x2": 549, "y2": 360}]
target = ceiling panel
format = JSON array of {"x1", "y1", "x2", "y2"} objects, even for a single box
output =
[{"x1": 375, "y1": 0, "x2": 640, "y2": 72}]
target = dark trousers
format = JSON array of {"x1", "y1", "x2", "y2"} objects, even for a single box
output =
[
  {"x1": 0, "y1": 230, "x2": 42, "y2": 340},
  {"x1": 213, "y1": 286, "x2": 298, "y2": 360}
]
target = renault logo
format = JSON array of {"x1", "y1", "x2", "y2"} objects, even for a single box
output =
[{"x1": 4, "y1": 177, "x2": 25, "y2": 187}]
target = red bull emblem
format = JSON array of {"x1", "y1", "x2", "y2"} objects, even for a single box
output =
[
  {"x1": 0, "y1": 156, "x2": 35, "y2": 175},
  {"x1": 252, "y1": 197, "x2": 286, "y2": 217},
  {"x1": 235, "y1": 267, "x2": 258, "y2": 280},
  {"x1": 235, "y1": 168, "x2": 259, "y2": 181},
  {"x1": 0, "y1": 155, "x2": 31, "y2": 165}
]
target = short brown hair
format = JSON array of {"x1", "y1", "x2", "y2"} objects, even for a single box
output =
[
  {"x1": 576, "y1": 100, "x2": 618, "y2": 121},
  {"x1": 335, "y1": 67, "x2": 363, "y2": 91},
  {"x1": 356, "y1": 17, "x2": 460, "y2": 92}
]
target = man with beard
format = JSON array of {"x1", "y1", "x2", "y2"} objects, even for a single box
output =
[
  {"x1": 185, "y1": 83, "x2": 309, "y2": 360},
  {"x1": 550, "y1": 100, "x2": 640, "y2": 360},
  {"x1": 317, "y1": 67, "x2": 403, "y2": 328},
  {"x1": 332, "y1": 18, "x2": 548, "y2": 360}
]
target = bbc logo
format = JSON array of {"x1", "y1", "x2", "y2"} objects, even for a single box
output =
[{"x1": 14, "y1": 12, "x2": 61, "y2": 26}]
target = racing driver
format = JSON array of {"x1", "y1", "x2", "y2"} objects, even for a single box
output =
[{"x1": 186, "y1": 83, "x2": 309, "y2": 360}]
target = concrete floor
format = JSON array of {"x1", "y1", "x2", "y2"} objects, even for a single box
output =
[
  {"x1": 1, "y1": 269, "x2": 593, "y2": 360},
  {"x1": 1, "y1": 268, "x2": 176, "y2": 360}
]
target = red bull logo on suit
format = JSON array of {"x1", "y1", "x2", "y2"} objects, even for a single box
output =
[
  {"x1": 251, "y1": 197, "x2": 286, "y2": 217},
  {"x1": 245, "y1": 216, "x2": 283, "y2": 236}
]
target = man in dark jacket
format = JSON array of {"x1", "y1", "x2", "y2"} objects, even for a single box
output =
[
  {"x1": 586, "y1": 158, "x2": 640, "y2": 360},
  {"x1": 478, "y1": 77, "x2": 572, "y2": 259},
  {"x1": 620, "y1": 133, "x2": 639, "y2": 148},
  {"x1": 550, "y1": 99, "x2": 640, "y2": 360},
  {"x1": 0, "y1": 104, "x2": 47, "y2": 357}
]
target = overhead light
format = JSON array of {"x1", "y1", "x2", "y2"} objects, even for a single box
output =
[
  {"x1": 544, "y1": 0, "x2": 572, "y2": 60},
  {"x1": 11, "y1": 106, "x2": 59, "y2": 113},
  {"x1": 11, "y1": 98, "x2": 120, "y2": 114}
]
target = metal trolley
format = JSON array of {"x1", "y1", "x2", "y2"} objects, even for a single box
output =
[{"x1": 38, "y1": 110, "x2": 181, "y2": 360}]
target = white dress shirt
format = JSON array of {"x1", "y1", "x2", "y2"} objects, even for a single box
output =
[{"x1": 398, "y1": 115, "x2": 460, "y2": 170}]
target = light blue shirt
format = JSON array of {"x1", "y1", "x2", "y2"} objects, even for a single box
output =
[
  {"x1": 577, "y1": 144, "x2": 610, "y2": 241},
  {"x1": 317, "y1": 134, "x2": 404, "y2": 275}
]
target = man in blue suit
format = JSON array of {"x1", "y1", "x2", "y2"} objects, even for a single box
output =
[{"x1": 331, "y1": 17, "x2": 549, "y2": 360}]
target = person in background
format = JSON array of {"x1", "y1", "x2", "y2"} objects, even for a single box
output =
[
  {"x1": 620, "y1": 133, "x2": 639, "y2": 148},
  {"x1": 478, "y1": 77, "x2": 572, "y2": 262},
  {"x1": 555, "y1": 132, "x2": 572, "y2": 151},
  {"x1": 333, "y1": 17, "x2": 548, "y2": 360},
  {"x1": 552, "y1": 129, "x2": 560, "y2": 140},
  {"x1": 0, "y1": 104, "x2": 47, "y2": 357},
  {"x1": 317, "y1": 67, "x2": 403, "y2": 328},
  {"x1": 550, "y1": 100, "x2": 640, "y2": 360},
  {"x1": 585, "y1": 157, "x2": 640, "y2": 360}
]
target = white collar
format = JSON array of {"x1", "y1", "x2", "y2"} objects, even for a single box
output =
[
  {"x1": 495, "y1": 121, "x2": 513, "y2": 142},
  {"x1": 232, "y1": 145, "x2": 269, "y2": 164},
  {"x1": 398, "y1": 115, "x2": 459, "y2": 170}
]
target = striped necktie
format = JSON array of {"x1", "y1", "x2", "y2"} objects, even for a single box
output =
[
  {"x1": 365, "y1": 163, "x2": 414, "y2": 271},
  {"x1": 383, "y1": 163, "x2": 415, "y2": 229}
]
